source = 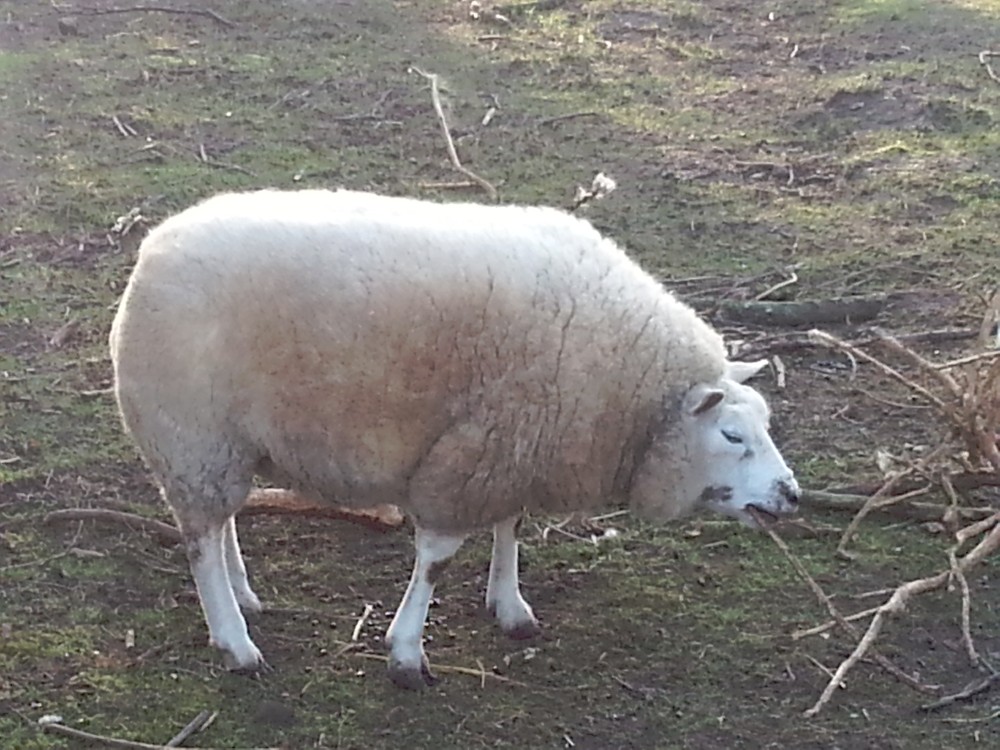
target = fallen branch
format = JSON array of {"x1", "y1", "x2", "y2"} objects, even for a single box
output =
[
  {"x1": 809, "y1": 329, "x2": 951, "y2": 413},
  {"x1": 754, "y1": 512, "x2": 937, "y2": 698},
  {"x1": 703, "y1": 295, "x2": 887, "y2": 327},
  {"x1": 165, "y1": 710, "x2": 215, "y2": 747},
  {"x1": 922, "y1": 667, "x2": 1000, "y2": 711},
  {"x1": 803, "y1": 514, "x2": 1000, "y2": 716},
  {"x1": 78, "y1": 5, "x2": 236, "y2": 27},
  {"x1": 240, "y1": 489, "x2": 404, "y2": 530},
  {"x1": 39, "y1": 717, "x2": 273, "y2": 750},
  {"x1": 410, "y1": 67, "x2": 497, "y2": 201},
  {"x1": 43, "y1": 492, "x2": 404, "y2": 546},
  {"x1": 800, "y1": 488, "x2": 995, "y2": 523}
]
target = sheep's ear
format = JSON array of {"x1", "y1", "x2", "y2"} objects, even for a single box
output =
[
  {"x1": 684, "y1": 386, "x2": 725, "y2": 416},
  {"x1": 726, "y1": 359, "x2": 768, "y2": 383}
]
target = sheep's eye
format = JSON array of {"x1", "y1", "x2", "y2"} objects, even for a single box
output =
[{"x1": 722, "y1": 430, "x2": 743, "y2": 445}]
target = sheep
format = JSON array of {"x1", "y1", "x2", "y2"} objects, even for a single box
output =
[{"x1": 109, "y1": 189, "x2": 800, "y2": 689}]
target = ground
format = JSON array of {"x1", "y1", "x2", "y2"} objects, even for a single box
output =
[{"x1": 2, "y1": 0, "x2": 1000, "y2": 747}]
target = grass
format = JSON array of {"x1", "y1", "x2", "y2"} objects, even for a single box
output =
[{"x1": 3, "y1": 0, "x2": 1000, "y2": 747}]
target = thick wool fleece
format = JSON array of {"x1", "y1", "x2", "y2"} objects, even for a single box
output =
[{"x1": 110, "y1": 190, "x2": 727, "y2": 532}]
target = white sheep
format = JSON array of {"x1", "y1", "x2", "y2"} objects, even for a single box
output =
[{"x1": 109, "y1": 189, "x2": 800, "y2": 689}]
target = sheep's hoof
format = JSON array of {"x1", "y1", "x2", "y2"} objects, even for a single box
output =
[
  {"x1": 503, "y1": 619, "x2": 542, "y2": 641},
  {"x1": 387, "y1": 655, "x2": 438, "y2": 690},
  {"x1": 220, "y1": 645, "x2": 270, "y2": 674}
]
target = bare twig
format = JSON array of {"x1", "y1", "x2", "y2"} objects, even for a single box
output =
[
  {"x1": 78, "y1": 5, "x2": 236, "y2": 27},
  {"x1": 836, "y1": 478, "x2": 935, "y2": 558},
  {"x1": 351, "y1": 603, "x2": 375, "y2": 642},
  {"x1": 809, "y1": 330, "x2": 952, "y2": 413},
  {"x1": 754, "y1": 514, "x2": 936, "y2": 698},
  {"x1": 978, "y1": 50, "x2": 1000, "y2": 83},
  {"x1": 39, "y1": 718, "x2": 274, "y2": 749},
  {"x1": 112, "y1": 115, "x2": 137, "y2": 137},
  {"x1": 922, "y1": 669, "x2": 1000, "y2": 711},
  {"x1": 410, "y1": 67, "x2": 497, "y2": 201},
  {"x1": 165, "y1": 710, "x2": 215, "y2": 747},
  {"x1": 196, "y1": 145, "x2": 256, "y2": 177},
  {"x1": 803, "y1": 516, "x2": 1000, "y2": 716},
  {"x1": 755, "y1": 271, "x2": 799, "y2": 301},
  {"x1": 791, "y1": 605, "x2": 882, "y2": 640},
  {"x1": 43, "y1": 508, "x2": 183, "y2": 545}
]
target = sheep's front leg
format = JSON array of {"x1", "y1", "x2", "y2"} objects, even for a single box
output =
[
  {"x1": 486, "y1": 516, "x2": 541, "y2": 639},
  {"x1": 182, "y1": 519, "x2": 266, "y2": 671},
  {"x1": 385, "y1": 526, "x2": 465, "y2": 689},
  {"x1": 222, "y1": 516, "x2": 262, "y2": 613}
]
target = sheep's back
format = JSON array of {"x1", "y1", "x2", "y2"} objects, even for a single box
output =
[{"x1": 111, "y1": 190, "x2": 726, "y2": 526}]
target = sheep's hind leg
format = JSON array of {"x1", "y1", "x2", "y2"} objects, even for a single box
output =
[
  {"x1": 167, "y1": 475, "x2": 265, "y2": 672},
  {"x1": 222, "y1": 516, "x2": 262, "y2": 613},
  {"x1": 486, "y1": 516, "x2": 541, "y2": 639},
  {"x1": 385, "y1": 526, "x2": 465, "y2": 689}
]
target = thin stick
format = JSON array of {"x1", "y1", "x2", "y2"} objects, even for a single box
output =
[
  {"x1": 802, "y1": 653, "x2": 843, "y2": 685},
  {"x1": 43, "y1": 508, "x2": 182, "y2": 545},
  {"x1": 941, "y1": 476, "x2": 980, "y2": 667},
  {"x1": 79, "y1": 5, "x2": 236, "y2": 27},
  {"x1": 875, "y1": 329, "x2": 963, "y2": 398},
  {"x1": 40, "y1": 720, "x2": 274, "y2": 750},
  {"x1": 112, "y1": 115, "x2": 136, "y2": 137},
  {"x1": 410, "y1": 67, "x2": 497, "y2": 201},
  {"x1": 922, "y1": 671, "x2": 1000, "y2": 711},
  {"x1": 836, "y1": 478, "x2": 933, "y2": 558},
  {"x1": 352, "y1": 651, "x2": 527, "y2": 686},
  {"x1": 978, "y1": 50, "x2": 1000, "y2": 83},
  {"x1": 755, "y1": 271, "x2": 799, "y2": 301},
  {"x1": 165, "y1": 710, "x2": 214, "y2": 747},
  {"x1": 754, "y1": 513, "x2": 935, "y2": 694},
  {"x1": 792, "y1": 605, "x2": 881, "y2": 640},
  {"x1": 935, "y1": 350, "x2": 1000, "y2": 370},
  {"x1": 804, "y1": 518, "x2": 1000, "y2": 716},
  {"x1": 808, "y1": 330, "x2": 952, "y2": 413},
  {"x1": 800, "y1": 488, "x2": 995, "y2": 522},
  {"x1": 351, "y1": 603, "x2": 374, "y2": 642}
]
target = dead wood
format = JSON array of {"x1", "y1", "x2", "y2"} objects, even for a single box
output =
[
  {"x1": 800, "y1": 488, "x2": 995, "y2": 523},
  {"x1": 39, "y1": 717, "x2": 273, "y2": 749},
  {"x1": 43, "y1": 491, "x2": 404, "y2": 546},
  {"x1": 754, "y1": 511, "x2": 937, "y2": 695},
  {"x1": 43, "y1": 508, "x2": 182, "y2": 545},
  {"x1": 803, "y1": 513, "x2": 1000, "y2": 716},
  {"x1": 921, "y1": 667, "x2": 1000, "y2": 711},
  {"x1": 241, "y1": 489, "x2": 404, "y2": 529},
  {"x1": 688, "y1": 295, "x2": 887, "y2": 327},
  {"x1": 410, "y1": 67, "x2": 498, "y2": 201}
]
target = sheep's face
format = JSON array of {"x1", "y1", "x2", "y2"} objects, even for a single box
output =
[{"x1": 631, "y1": 360, "x2": 799, "y2": 529}]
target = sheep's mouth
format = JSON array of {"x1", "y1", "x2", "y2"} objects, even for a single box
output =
[{"x1": 745, "y1": 505, "x2": 779, "y2": 528}]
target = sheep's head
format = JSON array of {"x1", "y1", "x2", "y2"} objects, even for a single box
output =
[{"x1": 630, "y1": 359, "x2": 799, "y2": 529}]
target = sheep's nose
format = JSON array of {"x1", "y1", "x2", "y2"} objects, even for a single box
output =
[{"x1": 779, "y1": 479, "x2": 800, "y2": 509}]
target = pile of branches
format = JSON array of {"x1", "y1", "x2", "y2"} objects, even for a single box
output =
[{"x1": 773, "y1": 292, "x2": 1000, "y2": 716}]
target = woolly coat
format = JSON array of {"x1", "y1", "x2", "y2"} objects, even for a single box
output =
[{"x1": 110, "y1": 190, "x2": 728, "y2": 532}]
